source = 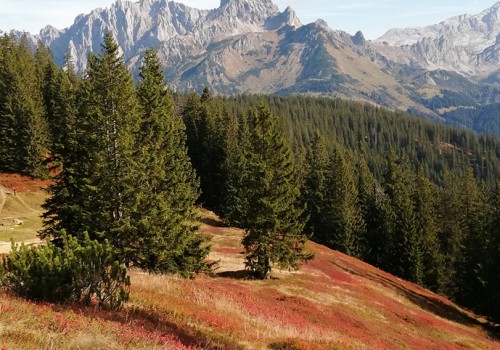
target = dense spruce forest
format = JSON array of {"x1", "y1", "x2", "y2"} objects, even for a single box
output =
[{"x1": 1, "y1": 33, "x2": 500, "y2": 323}]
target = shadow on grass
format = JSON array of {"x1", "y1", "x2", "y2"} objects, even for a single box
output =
[
  {"x1": 336, "y1": 262, "x2": 500, "y2": 340},
  {"x1": 51, "y1": 303, "x2": 242, "y2": 350},
  {"x1": 215, "y1": 269, "x2": 253, "y2": 280},
  {"x1": 215, "y1": 269, "x2": 281, "y2": 281},
  {"x1": 200, "y1": 216, "x2": 227, "y2": 228}
]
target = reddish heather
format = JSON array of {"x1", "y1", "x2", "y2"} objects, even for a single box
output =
[
  {"x1": 0, "y1": 184, "x2": 499, "y2": 349},
  {"x1": 0, "y1": 173, "x2": 50, "y2": 193},
  {"x1": 131, "y1": 217, "x2": 500, "y2": 349}
]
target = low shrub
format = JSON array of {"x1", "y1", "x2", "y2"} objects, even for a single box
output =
[
  {"x1": 269, "y1": 340, "x2": 302, "y2": 350},
  {"x1": 1, "y1": 232, "x2": 130, "y2": 310}
]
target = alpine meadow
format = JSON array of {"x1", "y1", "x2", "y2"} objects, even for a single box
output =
[{"x1": 2, "y1": 0, "x2": 500, "y2": 349}]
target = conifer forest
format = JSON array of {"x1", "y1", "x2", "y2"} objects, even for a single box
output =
[{"x1": 2, "y1": 32, "x2": 500, "y2": 324}]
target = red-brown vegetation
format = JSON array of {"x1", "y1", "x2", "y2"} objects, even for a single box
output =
[
  {"x1": 0, "y1": 200, "x2": 499, "y2": 349},
  {"x1": 0, "y1": 173, "x2": 50, "y2": 193}
]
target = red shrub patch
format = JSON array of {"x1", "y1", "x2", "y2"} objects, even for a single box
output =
[{"x1": 0, "y1": 173, "x2": 51, "y2": 193}]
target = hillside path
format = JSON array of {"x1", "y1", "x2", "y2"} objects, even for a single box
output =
[
  {"x1": 0, "y1": 185, "x2": 42, "y2": 254},
  {"x1": 13, "y1": 194, "x2": 38, "y2": 213}
]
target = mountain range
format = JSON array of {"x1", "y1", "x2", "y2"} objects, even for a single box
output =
[{"x1": 7, "y1": 0, "x2": 500, "y2": 134}]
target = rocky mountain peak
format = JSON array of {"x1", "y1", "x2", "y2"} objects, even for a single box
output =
[
  {"x1": 39, "y1": 25, "x2": 62, "y2": 43},
  {"x1": 214, "y1": 0, "x2": 279, "y2": 23},
  {"x1": 373, "y1": 2, "x2": 500, "y2": 76},
  {"x1": 351, "y1": 30, "x2": 366, "y2": 46},
  {"x1": 314, "y1": 19, "x2": 329, "y2": 28},
  {"x1": 281, "y1": 6, "x2": 301, "y2": 28},
  {"x1": 480, "y1": 1, "x2": 500, "y2": 32},
  {"x1": 265, "y1": 5, "x2": 301, "y2": 29}
]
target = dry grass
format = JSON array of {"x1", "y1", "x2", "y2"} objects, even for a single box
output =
[
  {"x1": 1, "y1": 177, "x2": 500, "y2": 349},
  {"x1": 0, "y1": 174, "x2": 47, "y2": 251}
]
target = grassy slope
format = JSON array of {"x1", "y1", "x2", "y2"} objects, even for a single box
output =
[
  {"x1": 0, "y1": 174, "x2": 47, "y2": 253},
  {"x1": 0, "y1": 175, "x2": 499, "y2": 350}
]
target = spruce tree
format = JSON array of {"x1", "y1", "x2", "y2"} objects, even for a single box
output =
[
  {"x1": 439, "y1": 171, "x2": 467, "y2": 297},
  {"x1": 222, "y1": 107, "x2": 252, "y2": 226},
  {"x1": 42, "y1": 33, "x2": 139, "y2": 254},
  {"x1": 81, "y1": 32, "x2": 141, "y2": 250},
  {"x1": 356, "y1": 154, "x2": 385, "y2": 266},
  {"x1": 134, "y1": 48, "x2": 208, "y2": 275},
  {"x1": 322, "y1": 145, "x2": 365, "y2": 258},
  {"x1": 453, "y1": 168, "x2": 491, "y2": 308},
  {"x1": 301, "y1": 132, "x2": 330, "y2": 239},
  {"x1": 182, "y1": 87, "x2": 232, "y2": 211},
  {"x1": 383, "y1": 151, "x2": 423, "y2": 284},
  {"x1": 0, "y1": 35, "x2": 49, "y2": 177},
  {"x1": 0, "y1": 34, "x2": 15, "y2": 169},
  {"x1": 484, "y1": 183, "x2": 500, "y2": 320},
  {"x1": 414, "y1": 165, "x2": 444, "y2": 292},
  {"x1": 41, "y1": 54, "x2": 85, "y2": 238},
  {"x1": 226, "y1": 102, "x2": 312, "y2": 278}
]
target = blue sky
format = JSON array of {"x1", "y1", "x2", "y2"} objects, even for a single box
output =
[{"x1": 0, "y1": 0, "x2": 496, "y2": 39}]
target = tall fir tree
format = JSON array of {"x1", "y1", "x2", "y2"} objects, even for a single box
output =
[
  {"x1": 382, "y1": 151, "x2": 423, "y2": 284},
  {"x1": 222, "y1": 106, "x2": 251, "y2": 226},
  {"x1": 356, "y1": 153, "x2": 385, "y2": 266},
  {"x1": 134, "y1": 48, "x2": 208, "y2": 275},
  {"x1": 439, "y1": 171, "x2": 468, "y2": 298},
  {"x1": 484, "y1": 183, "x2": 500, "y2": 320},
  {"x1": 41, "y1": 54, "x2": 80, "y2": 238},
  {"x1": 225, "y1": 102, "x2": 312, "y2": 278},
  {"x1": 321, "y1": 145, "x2": 365, "y2": 258},
  {"x1": 453, "y1": 168, "x2": 491, "y2": 308},
  {"x1": 300, "y1": 132, "x2": 330, "y2": 239},
  {"x1": 42, "y1": 33, "x2": 139, "y2": 257},
  {"x1": 82, "y1": 32, "x2": 141, "y2": 252},
  {"x1": 0, "y1": 34, "x2": 15, "y2": 169},
  {"x1": 414, "y1": 165, "x2": 445, "y2": 292}
]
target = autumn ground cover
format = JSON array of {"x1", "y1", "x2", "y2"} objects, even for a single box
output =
[{"x1": 0, "y1": 176, "x2": 499, "y2": 349}]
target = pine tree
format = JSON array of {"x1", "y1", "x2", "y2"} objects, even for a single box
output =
[
  {"x1": 34, "y1": 42, "x2": 74, "y2": 154},
  {"x1": 453, "y1": 168, "x2": 491, "y2": 308},
  {"x1": 0, "y1": 35, "x2": 50, "y2": 177},
  {"x1": 484, "y1": 183, "x2": 500, "y2": 320},
  {"x1": 414, "y1": 165, "x2": 444, "y2": 292},
  {"x1": 322, "y1": 145, "x2": 365, "y2": 257},
  {"x1": 42, "y1": 33, "x2": 139, "y2": 255},
  {"x1": 356, "y1": 154, "x2": 385, "y2": 265},
  {"x1": 182, "y1": 87, "x2": 232, "y2": 211},
  {"x1": 134, "y1": 48, "x2": 208, "y2": 275},
  {"x1": 0, "y1": 34, "x2": 15, "y2": 169},
  {"x1": 439, "y1": 171, "x2": 467, "y2": 297},
  {"x1": 41, "y1": 55, "x2": 80, "y2": 238},
  {"x1": 301, "y1": 132, "x2": 330, "y2": 239},
  {"x1": 82, "y1": 32, "x2": 141, "y2": 249},
  {"x1": 222, "y1": 107, "x2": 251, "y2": 226},
  {"x1": 226, "y1": 102, "x2": 313, "y2": 278},
  {"x1": 383, "y1": 151, "x2": 423, "y2": 284}
]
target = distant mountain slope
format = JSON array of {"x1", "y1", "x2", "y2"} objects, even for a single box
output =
[
  {"x1": 6, "y1": 0, "x2": 500, "y2": 135},
  {"x1": 374, "y1": 2, "x2": 500, "y2": 77},
  {"x1": 26, "y1": 0, "x2": 425, "y2": 113}
]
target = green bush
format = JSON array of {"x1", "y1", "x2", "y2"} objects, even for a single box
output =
[{"x1": 1, "y1": 232, "x2": 130, "y2": 310}]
